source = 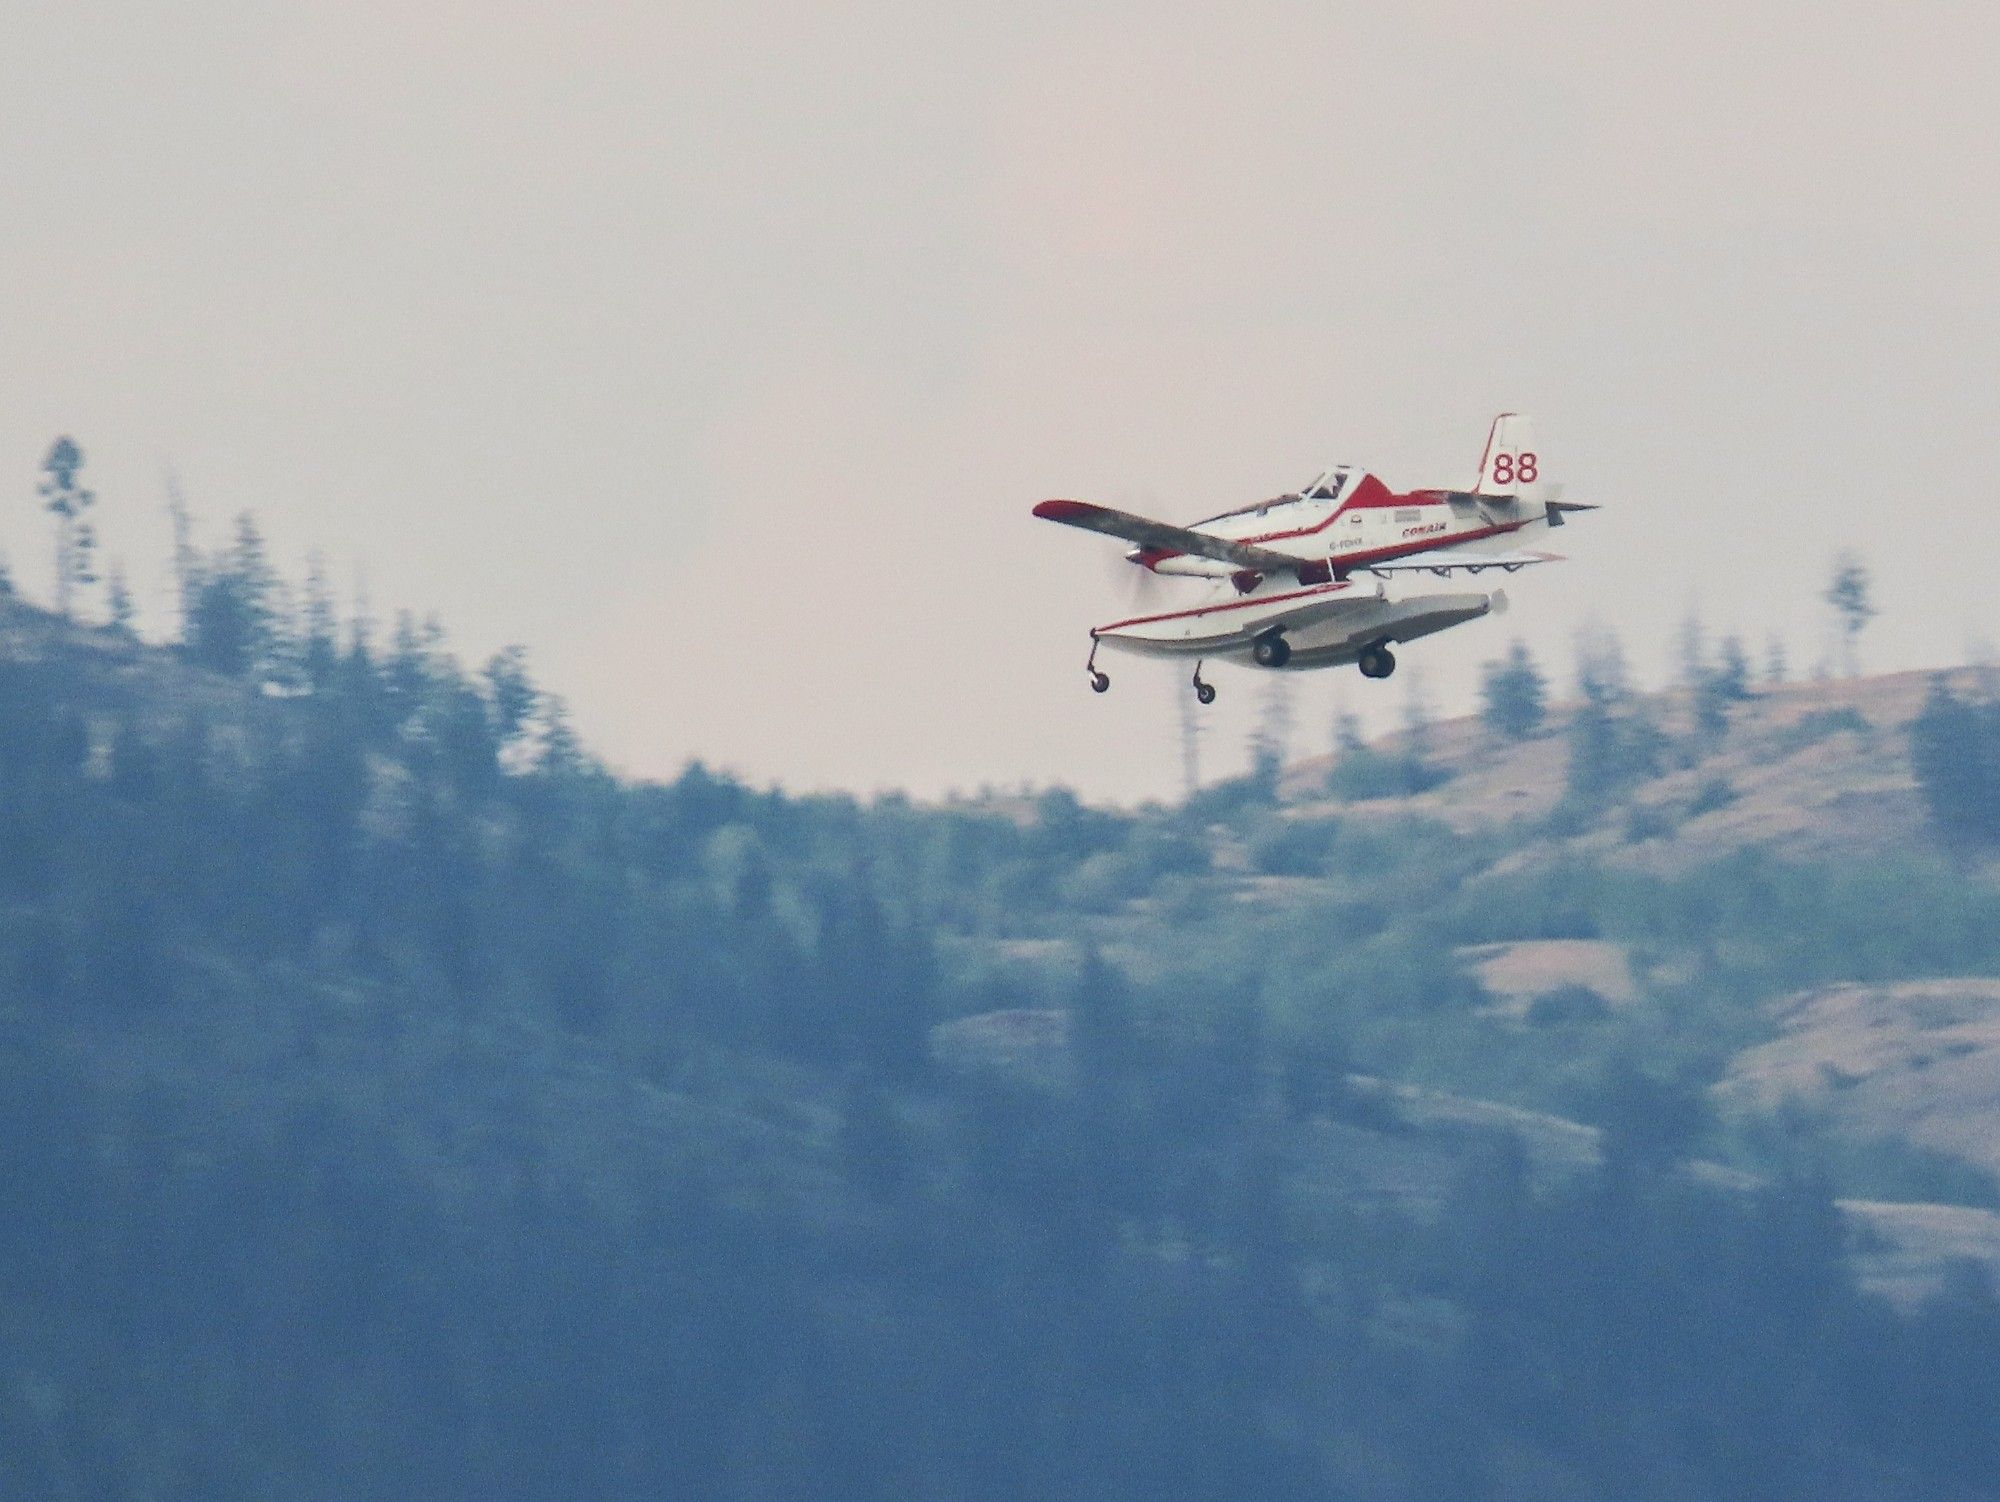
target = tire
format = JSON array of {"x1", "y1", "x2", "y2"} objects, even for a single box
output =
[
  {"x1": 1196, "y1": 682, "x2": 1217, "y2": 705},
  {"x1": 1090, "y1": 671, "x2": 1110, "y2": 693},
  {"x1": 1253, "y1": 634, "x2": 1291, "y2": 669},
  {"x1": 1358, "y1": 644, "x2": 1396, "y2": 679}
]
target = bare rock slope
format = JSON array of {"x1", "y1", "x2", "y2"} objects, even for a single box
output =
[{"x1": 1718, "y1": 979, "x2": 2000, "y2": 1178}]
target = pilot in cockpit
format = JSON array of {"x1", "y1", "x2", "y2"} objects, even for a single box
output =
[{"x1": 1301, "y1": 469, "x2": 1347, "y2": 501}]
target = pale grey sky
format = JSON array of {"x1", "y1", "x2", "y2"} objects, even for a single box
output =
[{"x1": 4, "y1": 0, "x2": 1997, "y2": 800}]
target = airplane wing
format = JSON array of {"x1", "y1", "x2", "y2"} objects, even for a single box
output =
[
  {"x1": 1363, "y1": 547, "x2": 1562, "y2": 578},
  {"x1": 1032, "y1": 499, "x2": 1302, "y2": 574}
]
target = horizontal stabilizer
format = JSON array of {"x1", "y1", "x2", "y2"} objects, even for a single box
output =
[{"x1": 1032, "y1": 499, "x2": 1302, "y2": 575}]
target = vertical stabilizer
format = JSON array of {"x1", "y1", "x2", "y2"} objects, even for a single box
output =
[{"x1": 1473, "y1": 413, "x2": 1541, "y2": 496}]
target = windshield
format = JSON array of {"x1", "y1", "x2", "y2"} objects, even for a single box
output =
[
  {"x1": 1194, "y1": 470, "x2": 1345, "y2": 527},
  {"x1": 1301, "y1": 468, "x2": 1346, "y2": 500}
]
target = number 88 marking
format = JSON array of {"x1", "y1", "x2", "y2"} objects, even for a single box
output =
[{"x1": 1492, "y1": 452, "x2": 1538, "y2": 486}]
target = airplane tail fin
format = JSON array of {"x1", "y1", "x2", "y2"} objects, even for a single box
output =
[{"x1": 1473, "y1": 413, "x2": 1545, "y2": 497}]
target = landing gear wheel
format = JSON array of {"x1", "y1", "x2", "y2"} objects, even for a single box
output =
[
  {"x1": 1357, "y1": 643, "x2": 1397, "y2": 680},
  {"x1": 1252, "y1": 633, "x2": 1292, "y2": 669},
  {"x1": 1083, "y1": 637, "x2": 1110, "y2": 694},
  {"x1": 1192, "y1": 663, "x2": 1217, "y2": 705}
]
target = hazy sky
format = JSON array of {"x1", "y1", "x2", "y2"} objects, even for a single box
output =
[{"x1": 4, "y1": 1, "x2": 1997, "y2": 801}]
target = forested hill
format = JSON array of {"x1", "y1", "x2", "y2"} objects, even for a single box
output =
[{"x1": 7, "y1": 584, "x2": 2000, "y2": 1502}]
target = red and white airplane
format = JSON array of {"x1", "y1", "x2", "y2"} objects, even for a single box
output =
[{"x1": 1034, "y1": 413, "x2": 1592, "y2": 700}]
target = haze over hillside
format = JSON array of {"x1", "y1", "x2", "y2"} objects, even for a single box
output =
[{"x1": 6, "y1": 571, "x2": 2000, "y2": 1497}]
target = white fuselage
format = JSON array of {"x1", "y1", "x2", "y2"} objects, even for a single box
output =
[{"x1": 1097, "y1": 466, "x2": 1549, "y2": 660}]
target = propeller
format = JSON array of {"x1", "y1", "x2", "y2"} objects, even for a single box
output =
[{"x1": 1101, "y1": 545, "x2": 1170, "y2": 613}]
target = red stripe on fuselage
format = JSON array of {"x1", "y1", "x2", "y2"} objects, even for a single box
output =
[
  {"x1": 1124, "y1": 473, "x2": 1518, "y2": 574},
  {"x1": 1190, "y1": 475, "x2": 1448, "y2": 554},
  {"x1": 1136, "y1": 517, "x2": 1524, "y2": 579},
  {"x1": 1096, "y1": 580, "x2": 1357, "y2": 634},
  {"x1": 1214, "y1": 474, "x2": 1408, "y2": 548}
]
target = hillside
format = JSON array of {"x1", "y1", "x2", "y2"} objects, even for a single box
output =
[
  {"x1": 7, "y1": 590, "x2": 2000, "y2": 1500},
  {"x1": 1282, "y1": 666, "x2": 1986, "y2": 871},
  {"x1": 958, "y1": 657, "x2": 2000, "y2": 1299},
  {"x1": 7, "y1": 592, "x2": 1998, "y2": 1208},
  {"x1": 1720, "y1": 980, "x2": 2000, "y2": 1178}
]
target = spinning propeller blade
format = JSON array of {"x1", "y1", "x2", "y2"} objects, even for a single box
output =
[{"x1": 1101, "y1": 547, "x2": 1168, "y2": 609}]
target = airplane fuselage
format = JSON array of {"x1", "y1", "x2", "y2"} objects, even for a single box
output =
[
  {"x1": 1101, "y1": 468, "x2": 1549, "y2": 659},
  {"x1": 1151, "y1": 469, "x2": 1540, "y2": 579}
]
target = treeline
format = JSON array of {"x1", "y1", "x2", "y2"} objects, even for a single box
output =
[
  {"x1": 6, "y1": 476, "x2": 2000, "y2": 1496},
  {"x1": 0, "y1": 612, "x2": 950, "y2": 1074}
]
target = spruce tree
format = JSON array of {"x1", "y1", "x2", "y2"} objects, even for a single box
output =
[
  {"x1": 105, "y1": 561, "x2": 136, "y2": 636},
  {"x1": 38, "y1": 437, "x2": 97, "y2": 618},
  {"x1": 1825, "y1": 552, "x2": 1877, "y2": 677},
  {"x1": 1764, "y1": 633, "x2": 1789, "y2": 685},
  {"x1": 484, "y1": 646, "x2": 538, "y2": 747},
  {"x1": 1480, "y1": 639, "x2": 1547, "y2": 740},
  {"x1": 1910, "y1": 677, "x2": 2000, "y2": 845},
  {"x1": 301, "y1": 555, "x2": 339, "y2": 691}
]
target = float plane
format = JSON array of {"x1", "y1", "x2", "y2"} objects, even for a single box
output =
[{"x1": 1033, "y1": 413, "x2": 1592, "y2": 699}]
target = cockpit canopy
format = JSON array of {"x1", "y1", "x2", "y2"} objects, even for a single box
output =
[
  {"x1": 1193, "y1": 468, "x2": 1352, "y2": 528},
  {"x1": 1300, "y1": 468, "x2": 1349, "y2": 501}
]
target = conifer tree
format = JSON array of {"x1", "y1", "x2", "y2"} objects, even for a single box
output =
[
  {"x1": 1564, "y1": 624, "x2": 1661, "y2": 808},
  {"x1": 1691, "y1": 634, "x2": 1753, "y2": 746},
  {"x1": 105, "y1": 561, "x2": 135, "y2": 636},
  {"x1": 1248, "y1": 677, "x2": 1293, "y2": 800},
  {"x1": 39, "y1": 437, "x2": 97, "y2": 618},
  {"x1": 1910, "y1": 677, "x2": 2000, "y2": 845},
  {"x1": 182, "y1": 513, "x2": 287, "y2": 678},
  {"x1": 228, "y1": 513, "x2": 277, "y2": 656},
  {"x1": 484, "y1": 646, "x2": 538, "y2": 748},
  {"x1": 301, "y1": 554, "x2": 339, "y2": 692},
  {"x1": 1480, "y1": 639, "x2": 1547, "y2": 740},
  {"x1": 165, "y1": 471, "x2": 197, "y2": 639},
  {"x1": 1713, "y1": 634, "x2": 1750, "y2": 701},
  {"x1": 1825, "y1": 551, "x2": 1877, "y2": 677},
  {"x1": 1674, "y1": 605, "x2": 1708, "y2": 693},
  {"x1": 1764, "y1": 633, "x2": 1789, "y2": 685},
  {"x1": 385, "y1": 611, "x2": 431, "y2": 723},
  {"x1": 537, "y1": 693, "x2": 582, "y2": 775}
]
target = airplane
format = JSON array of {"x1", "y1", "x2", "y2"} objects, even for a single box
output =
[{"x1": 1032, "y1": 413, "x2": 1593, "y2": 700}]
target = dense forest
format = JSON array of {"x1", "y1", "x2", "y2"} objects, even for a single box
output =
[{"x1": 6, "y1": 494, "x2": 2000, "y2": 1499}]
